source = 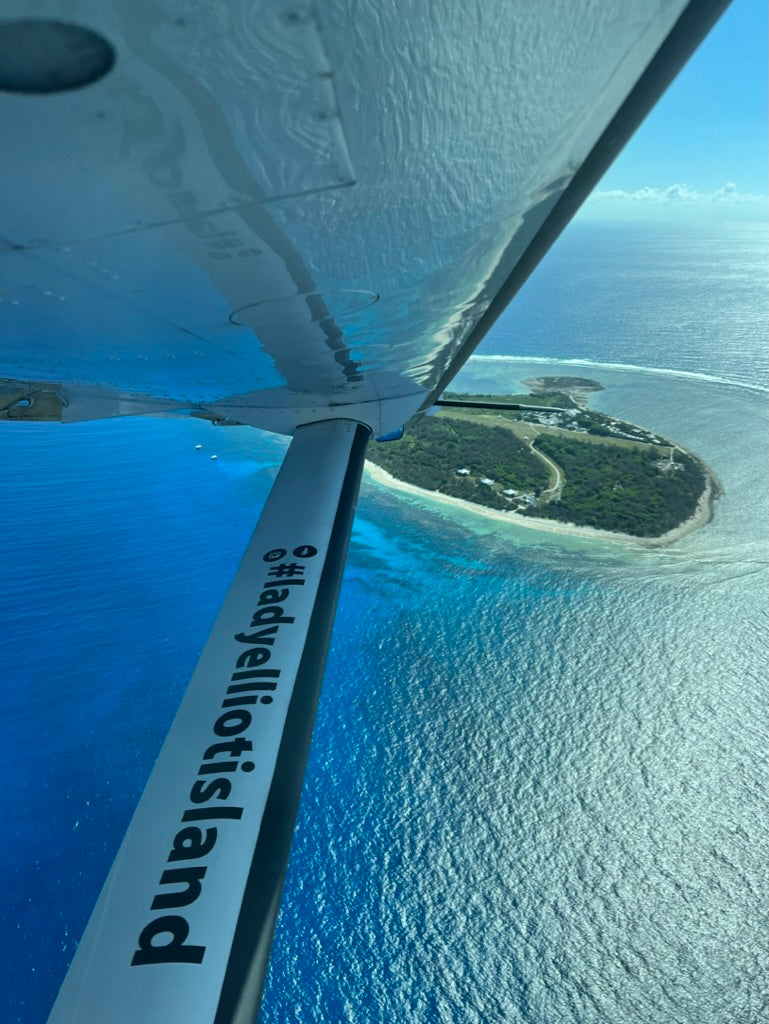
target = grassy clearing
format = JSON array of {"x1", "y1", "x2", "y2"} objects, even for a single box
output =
[{"x1": 441, "y1": 409, "x2": 671, "y2": 455}]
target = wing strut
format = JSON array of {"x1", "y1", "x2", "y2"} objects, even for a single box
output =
[{"x1": 48, "y1": 418, "x2": 370, "y2": 1024}]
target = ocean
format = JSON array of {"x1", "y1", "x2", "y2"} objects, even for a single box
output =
[{"x1": 2, "y1": 220, "x2": 766, "y2": 1023}]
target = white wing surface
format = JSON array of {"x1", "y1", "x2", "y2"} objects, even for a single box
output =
[{"x1": 2, "y1": 0, "x2": 728, "y2": 437}]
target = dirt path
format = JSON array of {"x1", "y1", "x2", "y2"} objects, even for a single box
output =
[{"x1": 528, "y1": 438, "x2": 563, "y2": 501}]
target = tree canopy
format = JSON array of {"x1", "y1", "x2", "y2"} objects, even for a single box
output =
[{"x1": 367, "y1": 394, "x2": 711, "y2": 538}]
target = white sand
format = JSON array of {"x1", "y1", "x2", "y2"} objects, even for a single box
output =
[{"x1": 364, "y1": 462, "x2": 714, "y2": 548}]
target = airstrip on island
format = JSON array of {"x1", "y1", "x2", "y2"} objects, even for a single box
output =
[{"x1": 365, "y1": 378, "x2": 722, "y2": 546}]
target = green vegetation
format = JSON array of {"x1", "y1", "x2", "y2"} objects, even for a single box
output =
[
  {"x1": 443, "y1": 390, "x2": 577, "y2": 409},
  {"x1": 367, "y1": 391, "x2": 713, "y2": 538},
  {"x1": 368, "y1": 413, "x2": 550, "y2": 511},
  {"x1": 525, "y1": 434, "x2": 706, "y2": 536}
]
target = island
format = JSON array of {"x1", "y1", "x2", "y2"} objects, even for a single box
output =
[{"x1": 365, "y1": 378, "x2": 722, "y2": 545}]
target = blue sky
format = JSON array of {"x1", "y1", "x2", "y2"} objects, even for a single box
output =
[{"x1": 582, "y1": 0, "x2": 767, "y2": 220}]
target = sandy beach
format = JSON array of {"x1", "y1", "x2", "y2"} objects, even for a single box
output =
[{"x1": 364, "y1": 462, "x2": 715, "y2": 548}]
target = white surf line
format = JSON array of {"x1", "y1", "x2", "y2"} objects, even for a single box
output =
[{"x1": 468, "y1": 355, "x2": 769, "y2": 394}]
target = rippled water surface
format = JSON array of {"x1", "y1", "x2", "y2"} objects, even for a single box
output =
[{"x1": 2, "y1": 223, "x2": 766, "y2": 1023}]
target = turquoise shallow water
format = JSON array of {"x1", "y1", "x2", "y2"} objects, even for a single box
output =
[
  {"x1": 1, "y1": 222, "x2": 767, "y2": 1022},
  {"x1": 261, "y1": 359, "x2": 767, "y2": 1023}
]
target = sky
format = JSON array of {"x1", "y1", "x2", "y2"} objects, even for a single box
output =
[{"x1": 581, "y1": 0, "x2": 767, "y2": 221}]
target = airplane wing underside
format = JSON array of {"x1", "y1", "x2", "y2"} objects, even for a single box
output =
[{"x1": 2, "y1": 0, "x2": 728, "y2": 437}]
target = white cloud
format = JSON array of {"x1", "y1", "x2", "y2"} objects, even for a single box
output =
[{"x1": 581, "y1": 182, "x2": 767, "y2": 220}]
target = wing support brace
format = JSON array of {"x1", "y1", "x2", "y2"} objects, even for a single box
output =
[{"x1": 48, "y1": 418, "x2": 371, "y2": 1024}]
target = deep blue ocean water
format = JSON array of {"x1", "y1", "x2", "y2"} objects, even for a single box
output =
[{"x1": 2, "y1": 221, "x2": 766, "y2": 1023}]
